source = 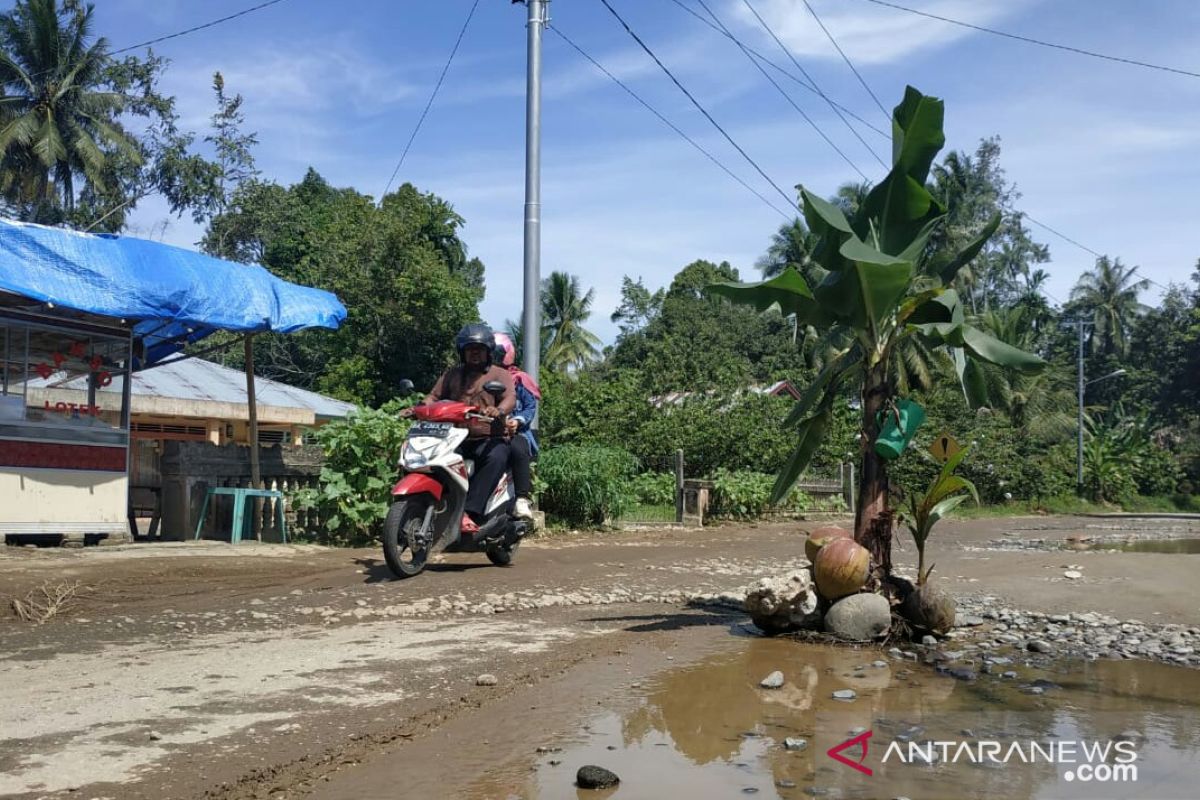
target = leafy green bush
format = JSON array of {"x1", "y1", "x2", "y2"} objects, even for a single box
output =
[
  {"x1": 293, "y1": 399, "x2": 411, "y2": 545},
  {"x1": 629, "y1": 471, "x2": 676, "y2": 506},
  {"x1": 707, "y1": 469, "x2": 813, "y2": 520},
  {"x1": 537, "y1": 446, "x2": 638, "y2": 527},
  {"x1": 1129, "y1": 439, "x2": 1184, "y2": 496}
]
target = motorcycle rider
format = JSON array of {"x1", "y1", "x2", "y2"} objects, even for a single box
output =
[
  {"x1": 492, "y1": 332, "x2": 538, "y2": 520},
  {"x1": 419, "y1": 323, "x2": 515, "y2": 533}
]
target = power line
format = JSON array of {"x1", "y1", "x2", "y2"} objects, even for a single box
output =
[
  {"x1": 112, "y1": 0, "x2": 291, "y2": 55},
  {"x1": 663, "y1": 0, "x2": 889, "y2": 140},
  {"x1": 597, "y1": 0, "x2": 799, "y2": 212},
  {"x1": 733, "y1": 0, "x2": 886, "y2": 171},
  {"x1": 381, "y1": 0, "x2": 481, "y2": 201},
  {"x1": 856, "y1": 0, "x2": 1200, "y2": 80},
  {"x1": 695, "y1": 0, "x2": 871, "y2": 180},
  {"x1": 1015, "y1": 211, "x2": 1102, "y2": 259},
  {"x1": 799, "y1": 0, "x2": 889, "y2": 121},
  {"x1": 1012, "y1": 213, "x2": 1170, "y2": 299},
  {"x1": 549, "y1": 26, "x2": 791, "y2": 219},
  {"x1": 1132, "y1": 267, "x2": 1172, "y2": 293}
]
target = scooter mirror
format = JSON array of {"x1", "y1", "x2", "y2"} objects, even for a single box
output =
[
  {"x1": 482, "y1": 380, "x2": 506, "y2": 401},
  {"x1": 397, "y1": 379, "x2": 415, "y2": 398}
]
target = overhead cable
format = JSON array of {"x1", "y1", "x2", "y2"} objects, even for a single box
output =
[
  {"x1": 113, "y1": 0, "x2": 291, "y2": 54},
  {"x1": 856, "y1": 0, "x2": 1200, "y2": 80},
  {"x1": 734, "y1": 0, "x2": 886, "y2": 170},
  {"x1": 549, "y1": 26, "x2": 791, "y2": 219},
  {"x1": 381, "y1": 0, "x2": 481, "y2": 200},
  {"x1": 663, "y1": 0, "x2": 888, "y2": 140},
  {"x1": 696, "y1": 0, "x2": 872, "y2": 180},
  {"x1": 598, "y1": 0, "x2": 800, "y2": 212},
  {"x1": 798, "y1": 0, "x2": 889, "y2": 120}
]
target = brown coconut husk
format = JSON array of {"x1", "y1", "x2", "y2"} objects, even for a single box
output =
[{"x1": 898, "y1": 581, "x2": 957, "y2": 636}]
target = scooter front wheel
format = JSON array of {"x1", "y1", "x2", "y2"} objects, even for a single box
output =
[
  {"x1": 486, "y1": 540, "x2": 519, "y2": 567},
  {"x1": 382, "y1": 498, "x2": 432, "y2": 579}
]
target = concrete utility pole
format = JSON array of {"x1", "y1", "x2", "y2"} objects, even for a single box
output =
[
  {"x1": 521, "y1": 0, "x2": 547, "y2": 383},
  {"x1": 1075, "y1": 320, "x2": 1087, "y2": 490},
  {"x1": 1067, "y1": 318, "x2": 1125, "y2": 493}
]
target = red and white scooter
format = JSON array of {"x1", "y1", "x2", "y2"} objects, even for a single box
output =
[{"x1": 382, "y1": 379, "x2": 526, "y2": 579}]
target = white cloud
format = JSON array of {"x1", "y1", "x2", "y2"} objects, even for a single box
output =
[
  {"x1": 160, "y1": 36, "x2": 416, "y2": 136},
  {"x1": 727, "y1": 0, "x2": 1040, "y2": 66}
]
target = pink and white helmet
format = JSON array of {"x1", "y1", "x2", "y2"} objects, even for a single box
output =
[{"x1": 492, "y1": 331, "x2": 516, "y2": 367}]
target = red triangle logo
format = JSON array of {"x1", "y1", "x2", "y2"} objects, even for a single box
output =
[{"x1": 826, "y1": 730, "x2": 874, "y2": 776}]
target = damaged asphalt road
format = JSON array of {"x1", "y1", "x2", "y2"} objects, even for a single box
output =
[{"x1": 2, "y1": 515, "x2": 1197, "y2": 799}]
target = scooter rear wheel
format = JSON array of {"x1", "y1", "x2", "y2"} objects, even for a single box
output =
[{"x1": 382, "y1": 498, "x2": 431, "y2": 578}]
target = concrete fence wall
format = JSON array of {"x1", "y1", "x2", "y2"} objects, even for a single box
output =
[{"x1": 159, "y1": 441, "x2": 324, "y2": 540}]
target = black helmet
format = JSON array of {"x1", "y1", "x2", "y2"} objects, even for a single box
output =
[{"x1": 455, "y1": 322, "x2": 495, "y2": 363}]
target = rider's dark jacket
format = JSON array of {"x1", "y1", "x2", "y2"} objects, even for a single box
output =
[{"x1": 423, "y1": 364, "x2": 515, "y2": 439}]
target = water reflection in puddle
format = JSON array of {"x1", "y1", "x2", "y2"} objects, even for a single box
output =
[
  {"x1": 1064, "y1": 537, "x2": 1200, "y2": 554},
  {"x1": 465, "y1": 639, "x2": 1200, "y2": 800}
]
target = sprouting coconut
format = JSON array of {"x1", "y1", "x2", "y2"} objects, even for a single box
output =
[
  {"x1": 804, "y1": 525, "x2": 851, "y2": 563},
  {"x1": 813, "y1": 537, "x2": 870, "y2": 601},
  {"x1": 896, "y1": 446, "x2": 977, "y2": 636},
  {"x1": 900, "y1": 581, "x2": 956, "y2": 635}
]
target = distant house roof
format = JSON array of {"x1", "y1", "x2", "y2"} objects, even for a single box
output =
[
  {"x1": 30, "y1": 357, "x2": 356, "y2": 426},
  {"x1": 131, "y1": 358, "x2": 357, "y2": 419},
  {"x1": 649, "y1": 380, "x2": 802, "y2": 409}
]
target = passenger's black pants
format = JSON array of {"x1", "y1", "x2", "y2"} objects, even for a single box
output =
[
  {"x1": 461, "y1": 438, "x2": 510, "y2": 519},
  {"x1": 510, "y1": 435, "x2": 533, "y2": 498}
]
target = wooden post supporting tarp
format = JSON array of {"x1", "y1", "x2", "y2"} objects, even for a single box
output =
[{"x1": 245, "y1": 334, "x2": 262, "y2": 541}]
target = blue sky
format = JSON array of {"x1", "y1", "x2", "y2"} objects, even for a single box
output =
[{"x1": 108, "y1": 0, "x2": 1200, "y2": 343}]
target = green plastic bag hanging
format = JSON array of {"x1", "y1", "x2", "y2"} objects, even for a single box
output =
[{"x1": 874, "y1": 398, "x2": 926, "y2": 460}]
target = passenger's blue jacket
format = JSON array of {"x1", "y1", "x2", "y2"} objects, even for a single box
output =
[{"x1": 511, "y1": 380, "x2": 539, "y2": 456}]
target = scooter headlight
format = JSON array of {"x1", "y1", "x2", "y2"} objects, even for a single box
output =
[{"x1": 401, "y1": 449, "x2": 428, "y2": 470}]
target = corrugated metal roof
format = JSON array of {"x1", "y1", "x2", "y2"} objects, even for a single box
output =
[
  {"x1": 34, "y1": 358, "x2": 356, "y2": 418},
  {"x1": 133, "y1": 359, "x2": 357, "y2": 418}
]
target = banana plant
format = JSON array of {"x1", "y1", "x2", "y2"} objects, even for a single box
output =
[
  {"x1": 900, "y1": 447, "x2": 979, "y2": 586},
  {"x1": 706, "y1": 87, "x2": 1043, "y2": 577}
]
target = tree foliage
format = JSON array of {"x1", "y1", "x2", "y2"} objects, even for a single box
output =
[
  {"x1": 203, "y1": 171, "x2": 483, "y2": 405},
  {"x1": 0, "y1": 1, "x2": 221, "y2": 230}
]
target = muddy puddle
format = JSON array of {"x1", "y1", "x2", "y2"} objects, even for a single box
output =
[
  {"x1": 1062, "y1": 537, "x2": 1200, "y2": 554},
  {"x1": 462, "y1": 639, "x2": 1200, "y2": 800}
]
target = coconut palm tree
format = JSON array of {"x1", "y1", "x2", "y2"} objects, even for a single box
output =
[
  {"x1": 758, "y1": 217, "x2": 820, "y2": 280},
  {"x1": 975, "y1": 306, "x2": 1074, "y2": 441},
  {"x1": 540, "y1": 271, "x2": 601, "y2": 373},
  {"x1": 0, "y1": 0, "x2": 139, "y2": 217},
  {"x1": 1069, "y1": 256, "x2": 1149, "y2": 356},
  {"x1": 833, "y1": 180, "x2": 871, "y2": 216}
]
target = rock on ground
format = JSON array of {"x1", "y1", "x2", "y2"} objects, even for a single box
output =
[
  {"x1": 760, "y1": 670, "x2": 785, "y2": 689},
  {"x1": 576, "y1": 765, "x2": 620, "y2": 789},
  {"x1": 744, "y1": 571, "x2": 820, "y2": 635},
  {"x1": 824, "y1": 593, "x2": 892, "y2": 641}
]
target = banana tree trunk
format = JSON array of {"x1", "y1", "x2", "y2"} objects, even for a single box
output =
[{"x1": 855, "y1": 364, "x2": 893, "y2": 576}]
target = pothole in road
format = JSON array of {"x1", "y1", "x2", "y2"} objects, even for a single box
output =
[
  {"x1": 980, "y1": 536, "x2": 1200, "y2": 555},
  {"x1": 1062, "y1": 537, "x2": 1200, "y2": 554},
  {"x1": 459, "y1": 639, "x2": 1200, "y2": 799}
]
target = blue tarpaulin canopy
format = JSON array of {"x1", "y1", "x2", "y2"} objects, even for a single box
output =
[{"x1": 0, "y1": 218, "x2": 346, "y2": 365}]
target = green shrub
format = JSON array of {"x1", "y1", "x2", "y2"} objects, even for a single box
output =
[
  {"x1": 293, "y1": 399, "x2": 411, "y2": 546},
  {"x1": 1170, "y1": 493, "x2": 1200, "y2": 512},
  {"x1": 537, "y1": 446, "x2": 638, "y2": 527},
  {"x1": 1130, "y1": 441, "x2": 1184, "y2": 496},
  {"x1": 629, "y1": 471, "x2": 676, "y2": 506},
  {"x1": 707, "y1": 469, "x2": 813, "y2": 520}
]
